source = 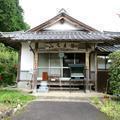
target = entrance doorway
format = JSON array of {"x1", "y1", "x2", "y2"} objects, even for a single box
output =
[
  {"x1": 37, "y1": 53, "x2": 86, "y2": 91},
  {"x1": 63, "y1": 53, "x2": 85, "y2": 77}
]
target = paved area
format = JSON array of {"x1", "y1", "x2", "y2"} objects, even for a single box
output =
[{"x1": 12, "y1": 101, "x2": 108, "y2": 120}]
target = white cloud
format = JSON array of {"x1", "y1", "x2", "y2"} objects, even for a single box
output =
[{"x1": 19, "y1": 0, "x2": 120, "y2": 31}]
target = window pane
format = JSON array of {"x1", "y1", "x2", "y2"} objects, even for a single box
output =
[
  {"x1": 63, "y1": 68, "x2": 70, "y2": 77},
  {"x1": 106, "y1": 56, "x2": 110, "y2": 69},
  {"x1": 38, "y1": 53, "x2": 49, "y2": 78},
  {"x1": 75, "y1": 53, "x2": 85, "y2": 64},
  {"x1": 50, "y1": 53, "x2": 60, "y2": 67},
  {"x1": 97, "y1": 56, "x2": 106, "y2": 69},
  {"x1": 49, "y1": 68, "x2": 61, "y2": 76},
  {"x1": 39, "y1": 53, "x2": 49, "y2": 67},
  {"x1": 63, "y1": 53, "x2": 74, "y2": 67}
]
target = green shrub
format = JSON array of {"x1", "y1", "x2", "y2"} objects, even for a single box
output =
[
  {"x1": 0, "y1": 43, "x2": 18, "y2": 86},
  {"x1": 100, "y1": 100, "x2": 120, "y2": 120},
  {"x1": 91, "y1": 97, "x2": 120, "y2": 120},
  {"x1": 108, "y1": 51, "x2": 120, "y2": 95}
]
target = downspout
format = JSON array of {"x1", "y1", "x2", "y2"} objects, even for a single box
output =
[{"x1": 28, "y1": 41, "x2": 35, "y2": 55}]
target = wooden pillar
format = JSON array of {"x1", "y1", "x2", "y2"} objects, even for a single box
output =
[
  {"x1": 85, "y1": 52, "x2": 90, "y2": 92},
  {"x1": 33, "y1": 43, "x2": 38, "y2": 91},
  {"x1": 94, "y1": 52, "x2": 98, "y2": 92},
  {"x1": 60, "y1": 58, "x2": 63, "y2": 77}
]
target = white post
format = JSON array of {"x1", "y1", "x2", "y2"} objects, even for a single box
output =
[{"x1": 85, "y1": 52, "x2": 90, "y2": 92}]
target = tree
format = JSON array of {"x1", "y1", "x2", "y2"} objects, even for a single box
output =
[
  {"x1": 0, "y1": 0, "x2": 29, "y2": 32},
  {"x1": 0, "y1": 0, "x2": 28, "y2": 86},
  {"x1": 108, "y1": 51, "x2": 120, "y2": 95}
]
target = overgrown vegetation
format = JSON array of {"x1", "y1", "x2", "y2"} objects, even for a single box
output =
[
  {"x1": 91, "y1": 97, "x2": 120, "y2": 120},
  {"x1": 108, "y1": 51, "x2": 120, "y2": 95},
  {"x1": 0, "y1": 89, "x2": 35, "y2": 108},
  {"x1": 0, "y1": 43, "x2": 18, "y2": 86},
  {"x1": 0, "y1": 0, "x2": 30, "y2": 86},
  {"x1": 0, "y1": 0, "x2": 33, "y2": 116}
]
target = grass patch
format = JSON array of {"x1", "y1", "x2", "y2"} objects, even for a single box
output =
[
  {"x1": 0, "y1": 89, "x2": 35, "y2": 109},
  {"x1": 91, "y1": 96, "x2": 120, "y2": 120}
]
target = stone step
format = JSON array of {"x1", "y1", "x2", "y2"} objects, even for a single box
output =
[
  {"x1": 35, "y1": 97, "x2": 89, "y2": 102},
  {"x1": 33, "y1": 92, "x2": 105, "y2": 102},
  {"x1": 49, "y1": 87, "x2": 80, "y2": 90}
]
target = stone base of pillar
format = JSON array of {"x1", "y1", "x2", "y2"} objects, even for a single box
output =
[
  {"x1": 85, "y1": 89, "x2": 90, "y2": 93},
  {"x1": 33, "y1": 88, "x2": 37, "y2": 93}
]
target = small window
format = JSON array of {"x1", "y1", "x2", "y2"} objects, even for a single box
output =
[{"x1": 97, "y1": 55, "x2": 110, "y2": 70}]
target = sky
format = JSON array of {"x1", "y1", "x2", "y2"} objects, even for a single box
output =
[{"x1": 19, "y1": 0, "x2": 120, "y2": 32}]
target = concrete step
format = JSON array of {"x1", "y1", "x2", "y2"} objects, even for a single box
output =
[
  {"x1": 49, "y1": 87, "x2": 80, "y2": 90},
  {"x1": 35, "y1": 99, "x2": 89, "y2": 102},
  {"x1": 33, "y1": 91, "x2": 105, "y2": 102}
]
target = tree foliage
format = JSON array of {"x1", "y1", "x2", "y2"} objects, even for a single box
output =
[
  {"x1": 0, "y1": 0, "x2": 29, "y2": 86},
  {"x1": 108, "y1": 51, "x2": 120, "y2": 95},
  {"x1": 0, "y1": 43, "x2": 18, "y2": 86},
  {"x1": 0, "y1": 0, "x2": 29, "y2": 32}
]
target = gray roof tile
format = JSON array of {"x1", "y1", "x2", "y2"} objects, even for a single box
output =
[
  {"x1": 104, "y1": 31, "x2": 120, "y2": 38},
  {"x1": 97, "y1": 45, "x2": 120, "y2": 52},
  {"x1": 1, "y1": 31, "x2": 113, "y2": 42}
]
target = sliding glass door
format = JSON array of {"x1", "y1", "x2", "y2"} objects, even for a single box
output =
[
  {"x1": 38, "y1": 53, "x2": 85, "y2": 78},
  {"x1": 38, "y1": 53, "x2": 61, "y2": 78}
]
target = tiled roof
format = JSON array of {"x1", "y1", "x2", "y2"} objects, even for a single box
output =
[
  {"x1": 1, "y1": 31, "x2": 24, "y2": 37},
  {"x1": 1, "y1": 31, "x2": 113, "y2": 42},
  {"x1": 97, "y1": 45, "x2": 120, "y2": 52},
  {"x1": 104, "y1": 31, "x2": 120, "y2": 38}
]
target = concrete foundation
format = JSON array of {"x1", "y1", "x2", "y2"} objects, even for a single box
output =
[{"x1": 17, "y1": 81, "x2": 31, "y2": 89}]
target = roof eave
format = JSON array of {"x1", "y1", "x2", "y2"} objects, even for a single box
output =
[{"x1": 10, "y1": 38, "x2": 112, "y2": 43}]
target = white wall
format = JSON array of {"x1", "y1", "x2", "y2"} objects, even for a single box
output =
[
  {"x1": 20, "y1": 42, "x2": 34, "y2": 71},
  {"x1": 46, "y1": 21, "x2": 79, "y2": 30}
]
